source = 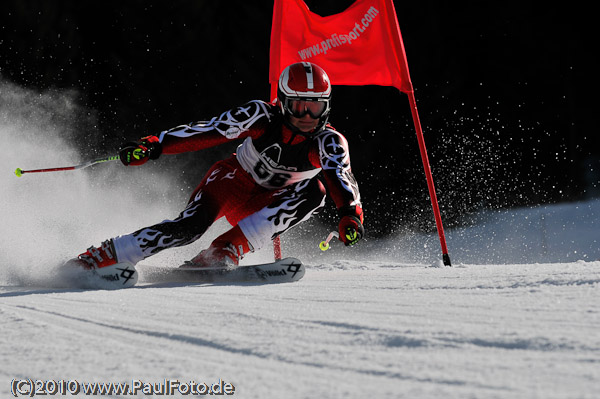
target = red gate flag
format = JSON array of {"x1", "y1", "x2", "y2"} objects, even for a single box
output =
[
  {"x1": 270, "y1": 0, "x2": 413, "y2": 93},
  {"x1": 269, "y1": 0, "x2": 451, "y2": 265}
]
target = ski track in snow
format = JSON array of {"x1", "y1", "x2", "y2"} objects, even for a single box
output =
[{"x1": 1, "y1": 259, "x2": 599, "y2": 399}]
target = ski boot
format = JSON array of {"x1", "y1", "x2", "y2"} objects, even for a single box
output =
[
  {"x1": 64, "y1": 239, "x2": 138, "y2": 288},
  {"x1": 181, "y1": 225, "x2": 253, "y2": 269}
]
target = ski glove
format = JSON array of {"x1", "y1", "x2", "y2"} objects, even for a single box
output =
[
  {"x1": 119, "y1": 135, "x2": 163, "y2": 166},
  {"x1": 338, "y1": 215, "x2": 364, "y2": 246}
]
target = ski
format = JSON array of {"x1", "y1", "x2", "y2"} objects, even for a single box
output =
[{"x1": 141, "y1": 257, "x2": 305, "y2": 285}]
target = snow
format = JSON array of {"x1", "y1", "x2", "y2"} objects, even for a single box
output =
[
  {"x1": 1, "y1": 79, "x2": 599, "y2": 398},
  {"x1": 1, "y1": 256, "x2": 599, "y2": 398}
]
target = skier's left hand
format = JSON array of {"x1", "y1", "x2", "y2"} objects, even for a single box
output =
[
  {"x1": 338, "y1": 215, "x2": 364, "y2": 246},
  {"x1": 119, "y1": 135, "x2": 162, "y2": 166}
]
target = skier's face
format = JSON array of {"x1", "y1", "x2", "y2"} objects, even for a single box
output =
[{"x1": 288, "y1": 113, "x2": 319, "y2": 133}]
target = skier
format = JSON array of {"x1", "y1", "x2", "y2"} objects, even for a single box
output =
[{"x1": 68, "y1": 62, "x2": 364, "y2": 274}]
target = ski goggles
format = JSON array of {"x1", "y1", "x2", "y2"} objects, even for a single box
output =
[{"x1": 283, "y1": 98, "x2": 330, "y2": 119}]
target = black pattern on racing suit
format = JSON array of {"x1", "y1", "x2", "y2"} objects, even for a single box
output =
[
  {"x1": 316, "y1": 129, "x2": 362, "y2": 217},
  {"x1": 159, "y1": 100, "x2": 271, "y2": 142}
]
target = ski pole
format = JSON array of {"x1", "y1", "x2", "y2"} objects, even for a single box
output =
[
  {"x1": 15, "y1": 155, "x2": 120, "y2": 177},
  {"x1": 319, "y1": 231, "x2": 339, "y2": 251}
]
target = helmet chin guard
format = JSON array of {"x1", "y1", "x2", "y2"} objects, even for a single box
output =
[{"x1": 277, "y1": 62, "x2": 332, "y2": 135}]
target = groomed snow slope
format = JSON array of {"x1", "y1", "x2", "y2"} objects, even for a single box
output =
[{"x1": 1, "y1": 255, "x2": 599, "y2": 398}]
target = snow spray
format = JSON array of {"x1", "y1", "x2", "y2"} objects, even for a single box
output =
[{"x1": 0, "y1": 78, "x2": 182, "y2": 286}]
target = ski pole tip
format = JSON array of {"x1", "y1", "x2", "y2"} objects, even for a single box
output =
[
  {"x1": 15, "y1": 168, "x2": 23, "y2": 177},
  {"x1": 443, "y1": 253, "x2": 452, "y2": 267},
  {"x1": 319, "y1": 241, "x2": 330, "y2": 251}
]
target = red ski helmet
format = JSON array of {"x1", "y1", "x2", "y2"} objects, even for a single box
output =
[{"x1": 277, "y1": 62, "x2": 332, "y2": 134}]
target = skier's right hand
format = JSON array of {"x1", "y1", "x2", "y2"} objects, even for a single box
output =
[
  {"x1": 338, "y1": 215, "x2": 364, "y2": 246},
  {"x1": 119, "y1": 135, "x2": 163, "y2": 166}
]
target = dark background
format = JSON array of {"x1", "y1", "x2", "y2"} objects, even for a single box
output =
[{"x1": 1, "y1": 1, "x2": 596, "y2": 236}]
